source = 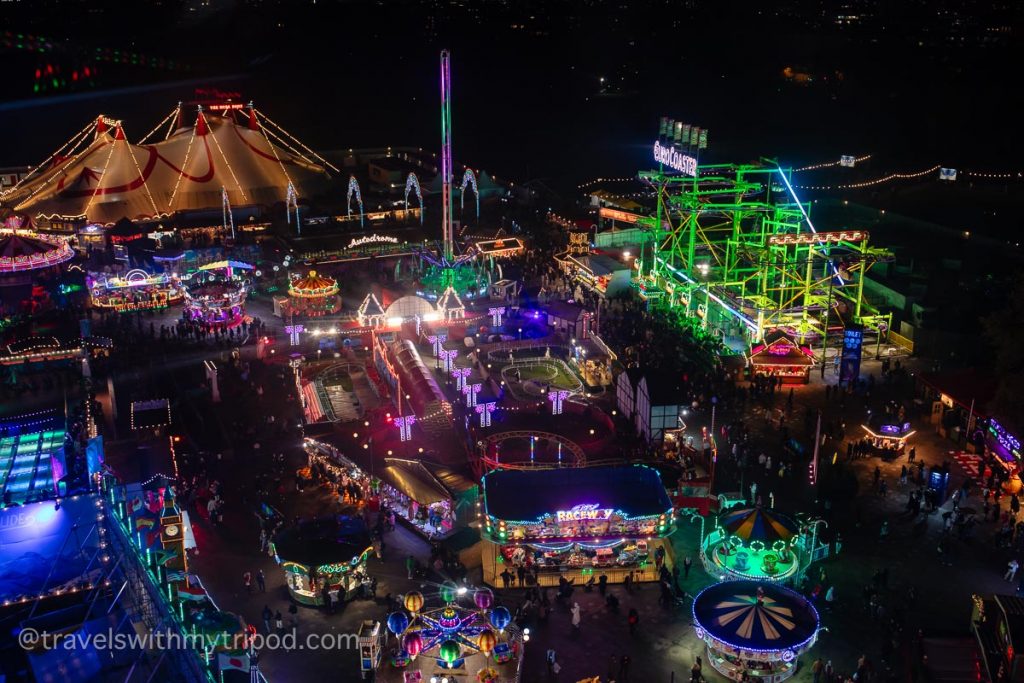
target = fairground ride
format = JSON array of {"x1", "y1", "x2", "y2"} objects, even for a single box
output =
[
  {"x1": 419, "y1": 50, "x2": 483, "y2": 298},
  {"x1": 633, "y1": 118, "x2": 893, "y2": 348}
]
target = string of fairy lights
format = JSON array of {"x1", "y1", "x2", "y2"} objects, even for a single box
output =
[{"x1": 579, "y1": 154, "x2": 1022, "y2": 196}]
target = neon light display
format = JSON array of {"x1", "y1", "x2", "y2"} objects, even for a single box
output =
[
  {"x1": 347, "y1": 234, "x2": 399, "y2": 249},
  {"x1": 475, "y1": 401, "x2": 496, "y2": 428},
  {"x1": 989, "y1": 419, "x2": 1022, "y2": 459},
  {"x1": 653, "y1": 140, "x2": 696, "y2": 176},
  {"x1": 347, "y1": 175, "x2": 364, "y2": 228},
  {"x1": 555, "y1": 504, "x2": 614, "y2": 523},
  {"x1": 394, "y1": 415, "x2": 416, "y2": 442},
  {"x1": 460, "y1": 168, "x2": 479, "y2": 218},
  {"x1": 404, "y1": 172, "x2": 424, "y2": 224}
]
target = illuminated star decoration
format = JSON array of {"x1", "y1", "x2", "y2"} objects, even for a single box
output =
[
  {"x1": 440, "y1": 349, "x2": 458, "y2": 373},
  {"x1": 452, "y1": 367, "x2": 471, "y2": 390},
  {"x1": 284, "y1": 324, "x2": 304, "y2": 346},
  {"x1": 427, "y1": 334, "x2": 447, "y2": 360},
  {"x1": 713, "y1": 594, "x2": 797, "y2": 641},
  {"x1": 475, "y1": 401, "x2": 496, "y2": 427},
  {"x1": 547, "y1": 389, "x2": 570, "y2": 415},
  {"x1": 394, "y1": 415, "x2": 416, "y2": 442},
  {"x1": 463, "y1": 382, "x2": 481, "y2": 408}
]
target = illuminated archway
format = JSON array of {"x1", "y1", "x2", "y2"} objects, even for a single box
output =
[{"x1": 347, "y1": 175, "x2": 364, "y2": 228}]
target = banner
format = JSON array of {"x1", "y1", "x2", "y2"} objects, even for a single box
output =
[
  {"x1": 840, "y1": 155, "x2": 856, "y2": 168},
  {"x1": 839, "y1": 323, "x2": 864, "y2": 384},
  {"x1": 698, "y1": 129, "x2": 708, "y2": 150},
  {"x1": 673, "y1": 121, "x2": 684, "y2": 143},
  {"x1": 689, "y1": 126, "x2": 700, "y2": 147},
  {"x1": 939, "y1": 168, "x2": 957, "y2": 181},
  {"x1": 681, "y1": 124, "x2": 691, "y2": 147},
  {"x1": 659, "y1": 116, "x2": 669, "y2": 137}
]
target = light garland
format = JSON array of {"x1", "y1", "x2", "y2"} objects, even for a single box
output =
[
  {"x1": 81, "y1": 129, "x2": 120, "y2": 217},
  {"x1": 252, "y1": 107, "x2": 339, "y2": 172},
  {"x1": 793, "y1": 154, "x2": 872, "y2": 172},
  {"x1": 0, "y1": 117, "x2": 96, "y2": 198},
  {"x1": 202, "y1": 112, "x2": 248, "y2": 202},
  {"x1": 794, "y1": 164, "x2": 941, "y2": 190},
  {"x1": 136, "y1": 105, "x2": 179, "y2": 145}
]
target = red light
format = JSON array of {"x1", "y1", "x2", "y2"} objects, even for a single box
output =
[
  {"x1": 34, "y1": 68, "x2": 40, "y2": 79},
  {"x1": 83, "y1": 66, "x2": 90, "y2": 76},
  {"x1": 72, "y1": 71, "x2": 78, "y2": 81},
  {"x1": 46, "y1": 63, "x2": 53, "y2": 74}
]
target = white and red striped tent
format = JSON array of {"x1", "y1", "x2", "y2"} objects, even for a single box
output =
[{"x1": 6, "y1": 106, "x2": 332, "y2": 225}]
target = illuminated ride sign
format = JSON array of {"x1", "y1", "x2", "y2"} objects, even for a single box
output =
[
  {"x1": 599, "y1": 207, "x2": 642, "y2": 224},
  {"x1": 653, "y1": 140, "x2": 697, "y2": 177},
  {"x1": 767, "y1": 230, "x2": 869, "y2": 245},
  {"x1": 555, "y1": 503, "x2": 615, "y2": 523},
  {"x1": 346, "y1": 234, "x2": 400, "y2": 250}
]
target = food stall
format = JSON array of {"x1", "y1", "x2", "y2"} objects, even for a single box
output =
[
  {"x1": 271, "y1": 515, "x2": 373, "y2": 606},
  {"x1": 377, "y1": 458, "x2": 477, "y2": 540},
  {"x1": 748, "y1": 332, "x2": 814, "y2": 385},
  {"x1": 480, "y1": 464, "x2": 676, "y2": 587},
  {"x1": 861, "y1": 418, "x2": 915, "y2": 455},
  {"x1": 693, "y1": 580, "x2": 821, "y2": 683}
]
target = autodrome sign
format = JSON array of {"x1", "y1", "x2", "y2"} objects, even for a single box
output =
[
  {"x1": 653, "y1": 141, "x2": 697, "y2": 177},
  {"x1": 767, "y1": 230, "x2": 868, "y2": 245}
]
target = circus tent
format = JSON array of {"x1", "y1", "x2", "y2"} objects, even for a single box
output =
[{"x1": 5, "y1": 107, "x2": 332, "y2": 225}]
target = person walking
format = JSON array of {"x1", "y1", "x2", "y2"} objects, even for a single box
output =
[
  {"x1": 812, "y1": 658, "x2": 824, "y2": 683},
  {"x1": 405, "y1": 555, "x2": 415, "y2": 580},
  {"x1": 607, "y1": 654, "x2": 618, "y2": 682},
  {"x1": 288, "y1": 602, "x2": 298, "y2": 629},
  {"x1": 618, "y1": 654, "x2": 631, "y2": 683},
  {"x1": 683, "y1": 556, "x2": 693, "y2": 579},
  {"x1": 1006, "y1": 559, "x2": 1020, "y2": 581},
  {"x1": 261, "y1": 605, "x2": 273, "y2": 633},
  {"x1": 274, "y1": 610, "x2": 284, "y2": 634},
  {"x1": 627, "y1": 607, "x2": 639, "y2": 634},
  {"x1": 243, "y1": 571, "x2": 253, "y2": 594},
  {"x1": 571, "y1": 602, "x2": 581, "y2": 632},
  {"x1": 256, "y1": 569, "x2": 266, "y2": 593}
]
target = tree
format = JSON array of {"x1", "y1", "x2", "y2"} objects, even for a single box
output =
[{"x1": 981, "y1": 274, "x2": 1024, "y2": 429}]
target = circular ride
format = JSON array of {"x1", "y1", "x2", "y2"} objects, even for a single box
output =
[
  {"x1": 272, "y1": 515, "x2": 373, "y2": 606},
  {"x1": 380, "y1": 585, "x2": 524, "y2": 683},
  {"x1": 702, "y1": 507, "x2": 801, "y2": 582},
  {"x1": 692, "y1": 580, "x2": 821, "y2": 683},
  {"x1": 285, "y1": 270, "x2": 341, "y2": 317},
  {"x1": 88, "y1": 269, "x2": 184, "y2": 312},
  {"x1": 182, "y1": 261, "x2": 252, "y2": 328},
  {"x1": 0, "y1": 230, "x2": 74, "y2": 285}
]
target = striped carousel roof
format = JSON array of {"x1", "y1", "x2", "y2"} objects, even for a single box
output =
[
  {"x1": 693, "y1": 580, "x2": 819, "y2": 651},
  {"x1": 719, "y1": 506, "x2": 798, "y2": 543}
]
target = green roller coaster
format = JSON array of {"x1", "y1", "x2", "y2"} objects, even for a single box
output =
[{"x1": 632, "y1": 121, "x2": 892, "y2": 349}]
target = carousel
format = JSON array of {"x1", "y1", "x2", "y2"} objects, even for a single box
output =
[
  {"x1": 693, "y1": 580, "x2": 821, "y2": 683},
  {"x1": 284, "y1": 270, "x2": 341, "y2": 317},
  {"x1": 378, "y1": 584, "x2": 524, "y2": 683},
  {"x1": 88, "y1": 269, "x2": 184, "y2": 312},
  {"x1": 182, "y1": 260, "x2": 252, "y2": 328},
  {"x1": 271, "y1": 514, "x2": 373, "y2": 606},
  {"x1": 0, "y1": 230, "x2": 75, "y2": 284},
  {"x1": 700, "y1": 507, "x2": 807, "y2": 583}
]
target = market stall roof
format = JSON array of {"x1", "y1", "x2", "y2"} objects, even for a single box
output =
[
  {"x1": 543, "y1": 300, "x2": 587, "y2": 323},
  {"x1": 272, "y1": 515, "x2": 372, "y2": 569},
  {"x1": 198, "y1": 260, "x2": 254, "y2": 271},
  {"x1": 749, "y1": 331, "x2": 814, "y2": 367},
  {"x1": 918, "y1": 369, "x2": 998, "y2": 417},
  {"x1": 379, "y1": 458, "x2": 459, "y2": 505},
  {"x1": 482, "y1": 464, "x2": 672, "y2": 522},
  {"x1": 719, "y1": 506, "x2": 798, "y2": 543},
  {"x1": 692, "y1": 580, "x2": 819, "y2": 652}
]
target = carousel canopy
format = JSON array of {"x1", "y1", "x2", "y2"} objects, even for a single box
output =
[
  {"x1": 289, "y1": 271, "x2": 338, "y2": 298},
  {"x1": 719, "y1": 507, "x2": 798, "y2": 543},
  {"x1": 0, "y1": 231, "x2": 74, "y2": 273},
  {"x1": 482, "y1": 464, "x2": 672, "y2": 522},
  {"x1": 272, "y1": 514, "x2": 371, "y2": 569},
  {"x1": 693, "y1": 580, "x2": 819, "y2": 652}
]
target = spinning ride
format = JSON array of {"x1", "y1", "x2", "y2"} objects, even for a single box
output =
[
  {"x1": 701, "y1": 507, "x2": 802, "y2": 582},
  {"x1": 692, "y1": 580, "x2": 821, "y2": 683},
  {"x1": 285, "y1": 270, "x2": 341, "y2": 317},
  {"x1": 381, "y1": 585, "x2": 523, "y2": 683},
  {"x1": 0, "y1": 230, "x2": 74, "y2": 285},
  {"x1": 88, "y1": 269, "x2": 183, "y2": 312},
  {"x1": 182, "y1": 260, "x2": 252, "y2": 328}
]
